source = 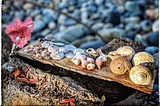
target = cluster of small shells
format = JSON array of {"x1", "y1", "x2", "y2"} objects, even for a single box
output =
[
  {"x1": 108, "y1": 46, "x2": 155, "y2": 85},
  {"x1": 24, "y1": 41, "x2": 155, "y2": 85}
]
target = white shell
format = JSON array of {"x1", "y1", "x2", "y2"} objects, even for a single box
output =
[
  {"x1": 87, "y1": 57, "x2": 94, "y2": 63},
  {"x1": 50, "y1": 52, "x2": 64, "y2": 60},
  {"x1": 48, "y1": 46, "x2": 59, "y2": 53},
  {"x1": 87, "y1": 63, "x2": 95, "y2": 70},
  {"x1": 71, "y1": 58, "x2": 81, "y2": 65},
  {"x1": 59, "y1": 47, "x2": 69, "y2": 53},
  {"x1": 65, "y1": 52, "x2": 75, "y2": 58},
  {"x1": 41, "y1": 41, "x2": 54, "y2": 48},
  {"x1": 75, "y1": 54, "x2": 87, "y2": 61},
  {"x1": 73, "y1": 48, "x2": 85, "y2": 55},
  {"x1": 64, "y1": 45, "x2": 76, "y2": 51},
  {"x1": 81, "y1": 60, "x2": 88, "y2": 68}
]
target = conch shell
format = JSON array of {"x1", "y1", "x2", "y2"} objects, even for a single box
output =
[
  {"x1": 132, "y1": 52, "x2": 155, "y2": 66},
  {"x1": 129, "y1": 65, "x2": 152, "y2": 85},
  {"x1": 110, "y1": 57, "x2": 132, "y2": 75},
  {"x1": 108, "y1": 46, "x2": 135, "y2": 61}
]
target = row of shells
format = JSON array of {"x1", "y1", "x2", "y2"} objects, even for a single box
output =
[{"x1": 23, "y1": 41, "x2": 155, "y2": 85}]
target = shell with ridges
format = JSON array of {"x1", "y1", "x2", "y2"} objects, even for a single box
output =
[
  {"x1": 133, "y1": 52, "x2": 155, "y2": 66},
  {"x1": 129, "y1": 65, "x2": 152, "y2": 85},
  {"x1": 110, "y1": 57, "x2": 132, "y2": 75}
]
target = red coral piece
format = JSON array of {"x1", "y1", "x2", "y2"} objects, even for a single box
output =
[{"x1": 5, "y1": 18, "x2": 34, "y2": 48}]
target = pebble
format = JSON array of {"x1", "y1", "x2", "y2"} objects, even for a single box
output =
[
  {"x1": 91, "y1": 22, "x2": 104, "y2": 32},
  {"x1": 48, "y1": 22, "x2": 56, "y2": 30},
  {"x1": 41, "y1": 29, "x2": 51, "y2": 37},
  {"x1": 140, "y1": 20, "x2": 152, "y2": 32},
  {"x1": 42, "y1": 15, "x2": 55, "y2": 23},
  {"x1": 34, "y1": 21, "x2": 46, "y2": 33},
  {"x1": 145, "y1": 46, "x2": 159, "y2": 55},
  {"x1": 125, "y1": 23, "x2": 140, "y2": 32},
  {"x1": 153, "y1": 84, "x2": 159, "y2": 91},
  {"x1": 106, "y1": 11, "x2": 121, "y2": 26},
  {"x1": 14, "y1": 11, "x2": 24, "y2": 20},
  {"x1": 147, "y1": 32, "x2": 159, "y2": 46},
  {"x1": 126, "y1": 31, "x2": 136, "y2": 40},
  {"x1": 23, "y1": 3, "x2": 33, "y2": 10},
  {"x1": 95, "y1": 0, "x2": 104, "y2": 5},
  {"x1": 80, "y1": 40, "x2": 105, "y2": 49},
  {"x1": 125, "y1": 1, "x2": 140, "y2": 13},
  {"x1": 152, "y1": 19, "x2": 159, "y2": 32},
  {"x1": 63, "y1": 18, "x2": 76, "y2": 26},
  {"x1": 153, "y1": 52, "x2": 159, "y2": 69},
  {"x1": 134, "y1": 34, "x2": 149, "y2": 47}
]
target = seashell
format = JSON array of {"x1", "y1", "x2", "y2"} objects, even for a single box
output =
[
  {"x1": 132, "y1": 52, "x2": 155, "y2": 66},
  {"x1": 59, "y1": 47, "x2": 69, "y2": 53},
  {"x1": 81, "y1": 60, "x2": 89, "y2": 68},
  {"x1": 64, "y1": 45, "x2": 76, "y2": 51},
  {"x1": 87, "y1": 57, "x2": 94, "y2": 63},
  {"x1": 115, "y1": 46, "x2": 135, "y2": 61},
  {"x1": 71, "y1": 58, "x2": 81, "y2": 65},
  {"x1": 35, "y1": 53, "x2": 41, "y2": 58},
  {"x1": 41, "y1": 51, "x2": 47, "y2": 57},
  {"x1": 50, "y1": 52, "x2": 64, "y2": 60},
  {"x1": 129, "y1": 65, "x2": 152, "y2": 85},
  {"x1": 73, "y1": 48, "x2": 85, "y2": 55},
  {"x1": 110, "y1": 57, "x2": 132, "y2": 75},
  {"x1": 95, "y1": 56, "x2": 103, "y2": 69},
  {"x1": 33, "y1": 47, "x2": 39, "y2": 53},
  {"x1": 41, "y1": 41, "x2": 54, "y2": 48},
  {"x1": 48, "y1": 46, "x2": 59, "y2": 53},
  {"x1": 86, "y1": 48, "x2": 99, "y2": 58},
  {"x1": 96, "y1": 49, "x2": 103, "y2": 55},
  {"x1": 65, "y1": 52, "x2": 75, "y2": 59},
  {"x1": 75, "y1": 54, "x2": 87, "y2": 62},
  {"x1": 87, "y1": 63, "x2": 95, "y2": 70}
]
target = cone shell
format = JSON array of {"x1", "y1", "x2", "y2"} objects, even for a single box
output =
[
  {"x1": 133, "y1": 52, "x2": 155, "y2": 66},
  {"x1": 95, "y1": 56, "x2": 103, "y2": 69},
  {"x1": 110, "y1": 57, "x2": 132, "y2": 75},
  {"x1": 129, "y1": 65, "x2": 152, "y2": 85}
]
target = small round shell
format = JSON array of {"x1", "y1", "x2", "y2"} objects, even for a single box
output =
[
  {"x1": 133, "y1": 52, "x2": 155, "y2": 66},
  {"x1": 48, "y1": 46, "x2": 59, "y2": 53},
  {"x1": 81, "y1": 60, "x2": 88, "y2": 68},
  {"x1": 129, "y1": 65, "x2": 152, "y2": 85},
  {"x1": 71, "y1": 58, "x2": 81, "y2": 65},
  {"x1": 87, "y1": 63, "x2": 95, "y2": 70},
  {"x1": 95, "y1": 56, "x2": 103, "y2": 69},
  {"x1": 110, "y1": 57, "x2": 132, "y2": 75},
  {"x1": 87, "y1": 57, "x2": 94, "y2": 63}
]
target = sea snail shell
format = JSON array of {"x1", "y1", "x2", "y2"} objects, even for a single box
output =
[
  {"x1": 110, "y1": 57, "x2": 132, "y2": 75},
  {"x1": 95, "y1": 56, "x2": 103, "y2": 69},
  {"x1": 87, "y1": 63, "x2": 95, "y2": 70},
  {"x1": 86, "y1": 48, "x2": 98, "y2": 58},
  {"x1": 129, "y1": 65, "x2": 152, "y2": 85},
  {"x1": 132, "y1": 52, "x2": 155, "y2": 66},
  {"x1": 109, "y1": 46, "x2": 135, "y2": 61}
]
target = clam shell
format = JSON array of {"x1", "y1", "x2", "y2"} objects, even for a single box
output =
[
  {"x1": 129, "y1": 65, "x2": 152, "y2": 85},
  {"x1": 110, "y1": 57, "x2": 132, "y2": 75},
  {"x1": 87, "y1": 63, "x2": 95, "y2": 70},
  {"x1": 133, "y1": 52, "x2": 155, "y2": 66}
]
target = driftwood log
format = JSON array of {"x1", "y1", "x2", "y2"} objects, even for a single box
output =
[{"x1": 2, "y1": 38, "x2": 158, "y2": 105}]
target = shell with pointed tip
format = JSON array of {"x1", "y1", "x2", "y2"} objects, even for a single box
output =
[
  {"x1": 87, "y1": 63, "x2": 95, "y2": 70},
  {"x1": 110, "y1": 57, "x2": 132, "y2": 75},
  {"x1": 95, "y1": 56, "x2": 103, "y2": 69},
  {"x1": 133, "y1": 52, "x2": 155, "y2": 66},
  {"x1": 129, "y1": 65, "x2": 152, "y2": 85}
]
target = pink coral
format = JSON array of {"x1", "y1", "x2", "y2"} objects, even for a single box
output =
[{"x1": 5, "y1": 18, "x2": 34, "y2": 48}]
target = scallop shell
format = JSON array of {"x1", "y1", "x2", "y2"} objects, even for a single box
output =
[
  {"x1": 132, "y1": 52, "x2": 155, "y2": 66},
  {"x1": 110, "y1": 57, "x2": 132, "y2": 75},
  {"x1": 129, "y1": 65, "x2": 152, "y2": 85},
  {"x1": 95, "y1": 56, "x2": 103, "y2": 69},
  {"x1": 87, "y1": 63, "x2": 95, "y2": 70},
  {"x1": 109, "y1": 46, "x2": 135, "y2": 61}
]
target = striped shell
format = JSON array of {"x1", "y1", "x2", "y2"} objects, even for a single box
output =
[
  {"x1": 129, "y1": 65, "x2": 152, "y2": 85},
  {"x1": 132, "y1": 52, "x2": 155, "y2": 66},
  {"x1": 110, "y1": 57, "x2": 132, "y2": 75}
]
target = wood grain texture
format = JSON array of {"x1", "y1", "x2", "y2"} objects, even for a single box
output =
[{"x1": 16, "y1": 38, "x2": 156, "y2": 94}]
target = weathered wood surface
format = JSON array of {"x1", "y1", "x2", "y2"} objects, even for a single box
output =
[{"x1": 16, "y1": 38, "x2": 156, "y2": 94}]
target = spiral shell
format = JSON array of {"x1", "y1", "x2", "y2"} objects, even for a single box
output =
[
  {"x1": 129, "y1": 65, "x2": 152, "y2": 85},
  {"x1": 95, "y1": 56, "x2": 103, "y2": 69},
  {"x1": 108, "y1": 46, "x2": 135, "y2": 61},
  {"x1": 86, "y1": 48, "x2": 98, "y2": 58},
  {"x1": 87, "y1": 63, "x2": 95, "y2": 70},
  {"x1": 133, "y1": 52, "x2": 155, "y2": 66},
  {"x1": 110, "y1": 57, "x2": 132, "y2": 75}
]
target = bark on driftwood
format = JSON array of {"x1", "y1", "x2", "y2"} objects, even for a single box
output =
[{"x1": 2, "y1": 38, "x2": 157, "y2": 105}]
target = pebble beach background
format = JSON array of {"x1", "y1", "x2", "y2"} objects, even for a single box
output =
[{"x1": 2, "y1": 0, "x2": 159, "y2": 105}]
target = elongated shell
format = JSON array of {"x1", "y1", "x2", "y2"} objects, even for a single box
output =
[
  {"x1": 129, "y1": 65, "x2": 152, "y2": 85},
  {"x1": 95, "y1": 56, "x2": 103, "y2": 69},
  {"x1": 110, "y1": 57, "x2": 132, "y2": 75},
  {"x1": 133, "y1": 52, "x2": 155, "y2": 66}
]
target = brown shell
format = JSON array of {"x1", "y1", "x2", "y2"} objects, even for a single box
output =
[
  {"x1": 132, "y1": 52, "x2": 155, "y2": 66},
  {"x1": 129, "y1": 65, "x2": 152, "y2": 85},
  {"x1": 110, "y1": 57, "x2": 132, "y2": 75}
]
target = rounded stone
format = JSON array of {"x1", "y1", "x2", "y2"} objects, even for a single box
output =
[
  {"x1": 147, "y1": 32, "x2": 159, "y2": 46},
  {"x1": 48, "y1": 22, "x2": 56, "y2": 30},
  {"x1": 145, "y1": 46, "x2": 159, "y2": 55}
]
